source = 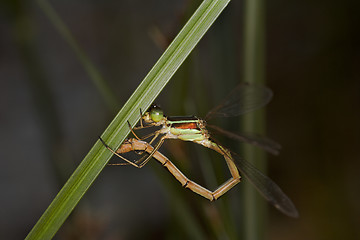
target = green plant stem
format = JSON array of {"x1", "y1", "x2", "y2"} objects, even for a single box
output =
[
  {"x1": 36, "y1": 0, "x2": 119, "y2": 111},
  {"x1": 25, "y1": 1, "x2": 231, "y2": 239},
  {"x1": 242, "y1": 0, "x2": 267, "y2": 239}
]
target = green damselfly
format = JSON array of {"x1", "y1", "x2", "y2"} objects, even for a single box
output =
[{"x1": 101, "y1": 83, "x2": 298, "y2": 218}]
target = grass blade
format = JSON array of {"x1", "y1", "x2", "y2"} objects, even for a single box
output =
[
  {"x1": 36, "y1": 0, "x2": 119, "y2": 111},
  {"x1": 26, "y1": 0, "x2": 231, "y2": 239},
  {"x1": 242, "y1": 0, "x2": 267, "y2": 239}
]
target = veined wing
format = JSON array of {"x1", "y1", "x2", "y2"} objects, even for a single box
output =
[
  {"x1": 207, "y1": 124, "x2": 281, "y2": 155},
  {"x1": 231, "y1": 151, "x2": 298, "y2": 218},
  {"x1": 205, "y1": 83, "x2": 273, "y2": 120}
]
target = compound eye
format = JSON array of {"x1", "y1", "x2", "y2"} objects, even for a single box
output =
[{"x1": 150, "y1": 105, "x2": 164, "y2": 122}]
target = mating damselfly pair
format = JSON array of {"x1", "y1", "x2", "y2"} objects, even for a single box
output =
[{"x1": 100, "y1": 83, "x2": 299, "y2": 218}]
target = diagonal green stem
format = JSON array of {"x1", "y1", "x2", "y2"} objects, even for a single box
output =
[
  {"x1": 25, "y1": 1, "x2": 231, "y2": 239},
  {"x1": 36, "y1": 0, "x2": 119, "y2": 111}
]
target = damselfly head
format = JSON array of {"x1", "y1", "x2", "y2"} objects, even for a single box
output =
[{"x1": 143, "y1": 104, "x2": 164, "y2": 123}]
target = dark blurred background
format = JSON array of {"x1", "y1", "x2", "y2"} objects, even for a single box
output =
[{"x1": 1, "y1": 0, "x2": 359, "y2": 239}]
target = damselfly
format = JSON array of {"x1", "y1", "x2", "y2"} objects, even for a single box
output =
[{"x1": 101, "y1": 83, "x2": 298, "y2": 217}]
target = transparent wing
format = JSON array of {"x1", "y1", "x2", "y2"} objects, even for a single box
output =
[
  {"x1": 231, "y1": 152, "x2": 298, "y2": 218},
  {"x1": 205, "y1": 83, "x2": 273, "y2": 120},
  {"x1": 207, "y1": 124, "x2": 281, "y2": 155}
]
